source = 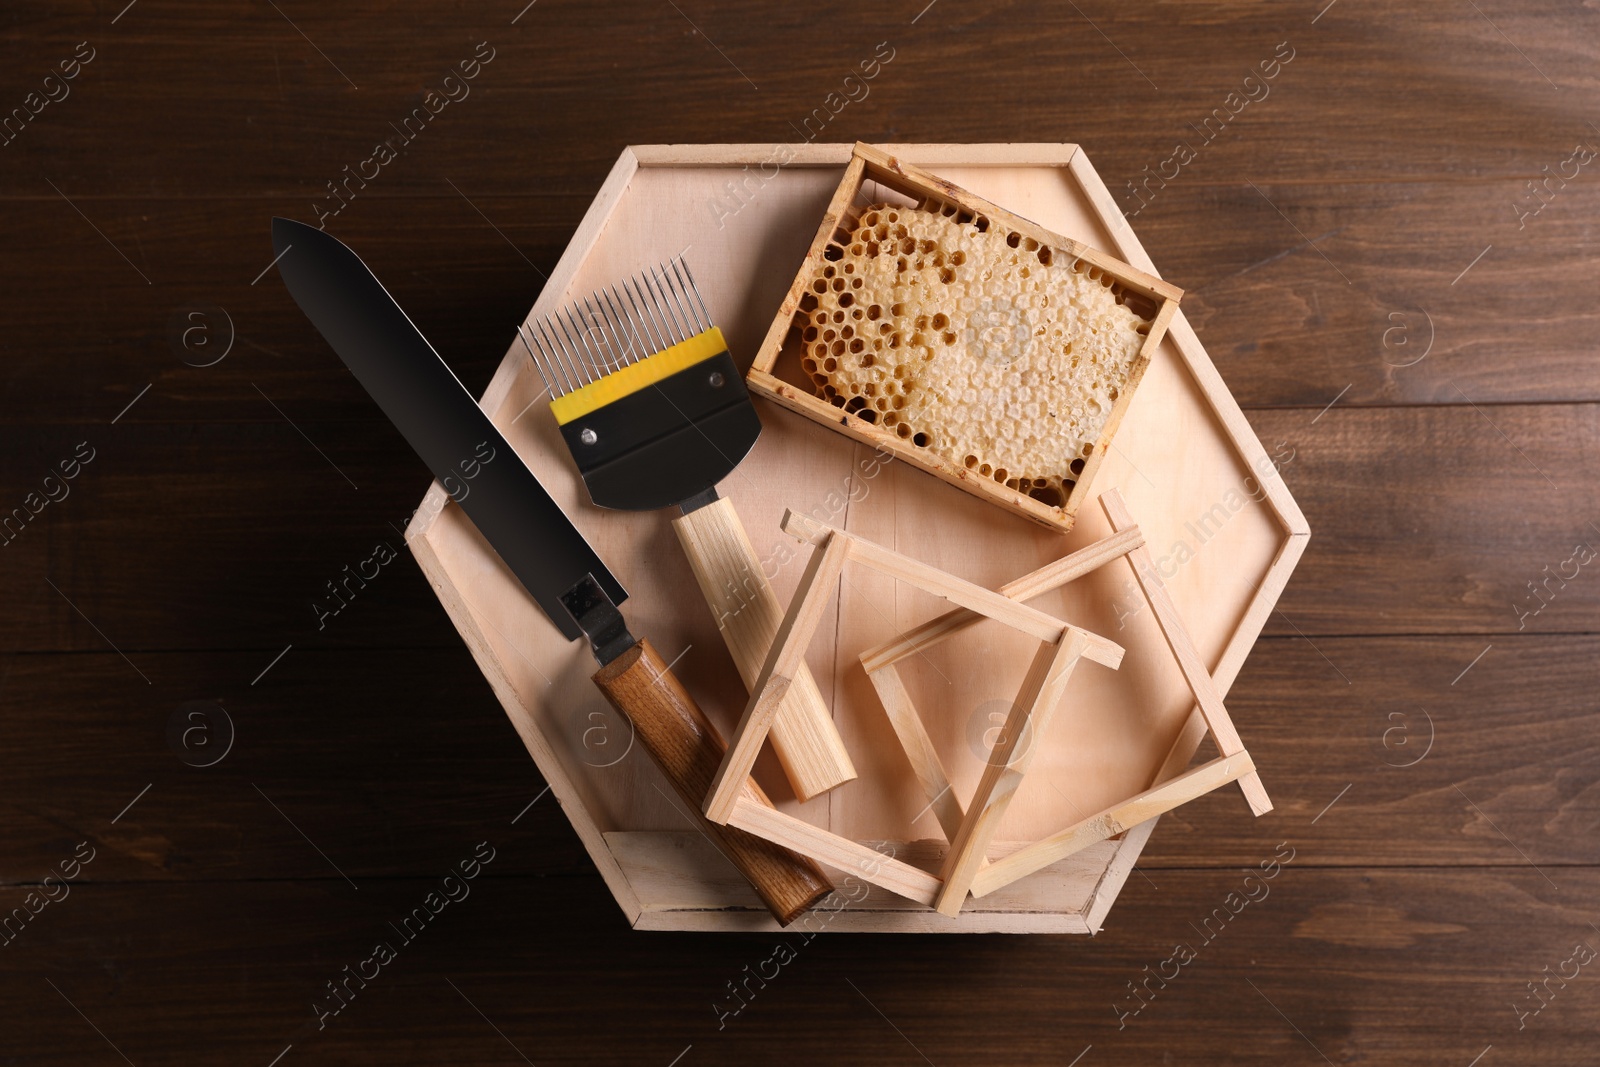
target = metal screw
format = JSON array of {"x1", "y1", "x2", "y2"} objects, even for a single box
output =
[
  {"x1": 708, "y1": 371, "x2": 725, "y2": 388},
  {"x1": 579, "y1": 428, "x2": 598, "y2": 445}
]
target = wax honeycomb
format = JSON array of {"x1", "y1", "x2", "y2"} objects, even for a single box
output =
[{"x1": 797, "y1": 202, "x2": 1152, "y2": 507}]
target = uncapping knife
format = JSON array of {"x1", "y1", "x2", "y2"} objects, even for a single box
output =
[{"x1": 271, "y1": 217, "x2": 830, "y2": 925}]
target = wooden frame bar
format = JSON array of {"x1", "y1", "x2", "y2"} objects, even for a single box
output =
[
  {"x1": 703, "y1": 530, "x2": 851, "y2": 824},
  {"x1": 968, "y1": 753, "x2": 1256, "y2": 897},
  {"x1": 670, "y1": 497, "x2": 857, "y2": 799},
  {"x1": 934, "y1": 631, "x2": 1088, "y2": 915},
  {"x1": 859, "y1": 526, "x2": 1145, "y2": 673},
  {"x1": 709, "y1": 512, "x2": 1125, "y2": 824},
  {"x1": 726, "y1": 797, "x2": 941, "y2": 906},
  {"x1": 861, "y1": 524, "x2": 1146, "y2": 841},
  {"x1": 781, "y1": 511, "x2": 1124, "y2": 670},
  {"x1": 1098, "y1": 491, "x2": 1273, "y2": 816},
  {"x1": 865, "y1": 665, "x2": 967, "y2": 842}
]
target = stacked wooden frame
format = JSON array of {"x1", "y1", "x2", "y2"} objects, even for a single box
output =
[{"x1": 702, "y1": 490, "x2": 1270, "y2": 917}]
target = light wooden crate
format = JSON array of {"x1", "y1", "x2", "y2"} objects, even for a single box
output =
[
  {"x1": 406, "y1": 144, "x2": 1309, "y2": 933},
  {"x1": 749, "y1": 142, "x2": 1183, "y2": 533}
]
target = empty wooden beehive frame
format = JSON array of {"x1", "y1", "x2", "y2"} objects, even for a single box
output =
[
  {"x1": 859, "y1": 488, "x2": 1273, "y2": 914},
  {"x1": 698, "y1": 502, "x2": 1122, "y2": 913},
  {"x1": 703, "y1": 488, "x2": 1272, "y2": 917}
]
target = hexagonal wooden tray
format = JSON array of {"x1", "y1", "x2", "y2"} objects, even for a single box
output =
[{"x1": 406, "y1": 144, "x2": 1309, "y2": 933}]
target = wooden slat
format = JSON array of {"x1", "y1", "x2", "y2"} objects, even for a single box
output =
[
  {"x1": 669, "y1": 495, "x2": 857, "y2": 800},
  {"x1": 726, "y1": 797, "x2": 942, "y2": 906},
  {"x1": 0, "y1": 649, "x2": 597, "y2": 883},
  {"x1": 1160, "y1": 181, "x2": 1600, "y2": 408},
  {"x1": 970, "y1": 754, "x2": 1256, "y2": 898},
  {"x1": 1251, "y1": 404, "x2": 1600, "y2": 635},
  {"x1": 703, "y1": 531, "x2": 851, "y2": 823},
  {"x1": 864, "y1": 664, "x2": 967, "y2": 843},
  {"x1": 780, "y1": 512, "x2": 1126, "y2": 668},
  {"x1": 859, "y1": 526, "x2": 1144, "y2": 672},
  {"x1": 1142, "y1": 633, "x2": 1600, "y2": 869},
  {"x1": 1100, "y1": 489, "x2": 1271, "y2": 815},
  {"x1": 607, "y1": 831, "x2": 1114, "y2": 926},
  {"x1": 936, "y1": 632, "x2": 1088, "y2": 915},
  {"x1": 0, "y1": 424, "x2": 476, "y2": 652}
]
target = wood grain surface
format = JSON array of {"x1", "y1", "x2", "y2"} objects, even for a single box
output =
[{"x1": 2, "y1": 0, "x2": 1596, "y2": 1062}]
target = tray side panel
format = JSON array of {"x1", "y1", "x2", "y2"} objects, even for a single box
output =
[{"x1": 609, "y1": 831, "x2": 1107, "y2": 933}]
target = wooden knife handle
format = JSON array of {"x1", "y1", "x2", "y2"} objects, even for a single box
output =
[
  {"x1": 592, "y1": 637, "x2": 832, "y2": 925},
  {"x1": 671, "y1": 497, "x2": 856, "y2": 800}
]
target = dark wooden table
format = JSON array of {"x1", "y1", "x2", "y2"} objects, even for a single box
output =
[{"x1": 4, "y1": 1, "x2": 1596, "y2": 1063}]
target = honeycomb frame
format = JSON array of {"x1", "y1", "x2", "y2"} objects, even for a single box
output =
[
  {"x1": 749, "y1": 142, "x2": 1184, "y2": 533},
  {"x1": 799, "y1": 202, "x2": 1150, "y2": 511}
]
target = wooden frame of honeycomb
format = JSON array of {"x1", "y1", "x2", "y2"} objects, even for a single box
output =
[{"x1": 750, "y1": 142, "x2": 1183, "y2": 533}]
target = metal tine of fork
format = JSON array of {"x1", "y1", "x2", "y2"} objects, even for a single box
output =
[
  {"x1": 645, "y1": 267, "x2": 686, "y2": 344},
  {"x1": 547, "y1": 319, "x2": 585, "y2": 398},
  {"x1": 544, "y1": 320, "x2": 581, "y2": 396},
  {"x1": 629, "y1": 274, "x2": 674, "y2": 351},
  {"x1": 614, "y1": 278, "x2": 651, "y2": 356},
  {"x1": 573, "y1": 298, "x2": 603, "y2": 372},
  {"x1": 597, "y1": 285, "x2": 628, "y2": 365},
  {"x1": 614, "y1": 281, "x2": 659, "y2": 361},
  {"x1": 598, "y1": 291, "x2": 629, "y2": 367},
  {"x1": 558, "y1": 307, "x2": 594, "y2": 383},
  {"x1": 646, "y1": 264, "x2": 683, "y2": 342},
  {"x1": 678, "y1": 255, "x2": 704, "y2": 331},
  {"x1": 666, "y1": 257, "x2": 704, "y2": 333},
  {"x1": 516, "y1": 322, "x2": 560, "y2": 397},
  {"x1": 540, "y1": 313, "x2": 578, "y2": 387},
  {"x1": 659, "y1": 261, "x2": 699, "y2": 337},
  {"x1": 521, "y1": 321, "x2": 566, "y2": 399},
  {"x1": 556, "y1": 307, "x2": 595, "y2": 385},
  {"x1": 521, "y1": 327, "x2": 553, "y2": 395},
  {"x1": 633, "y1": 270, "x2": 670, "y2": 346},
  {"x1": 586, "y1": 300, "x2": 618, "y2": 372},
  {"x1": 618, "y1": 278, "x2": 659, "y2": 356},
  {"x1": 652, "y1": 264, "x2": 692, "y2": 343},
  {"x1": 676, "y1": 256, "x2": 713, "y2": 331},
  {"x1": 602, "y1": 285, "x2": 644, "y2": 367},
  {"x1": 582, "y1": 294, "x2": 617, "y2": 371},
  {"x1": 582, "y1": 302, "x2": 614, "y2": 376},
  {"x1": 539, "y1": 316, "x2": 585, "y2": 391},
  {"x1": 599, "y1": 285, "x2": 634, "y2": 366}
]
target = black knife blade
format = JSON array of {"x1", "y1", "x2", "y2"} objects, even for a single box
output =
[{"x1": 271, "y1": 217, "x2": 626, "y2": 647}]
